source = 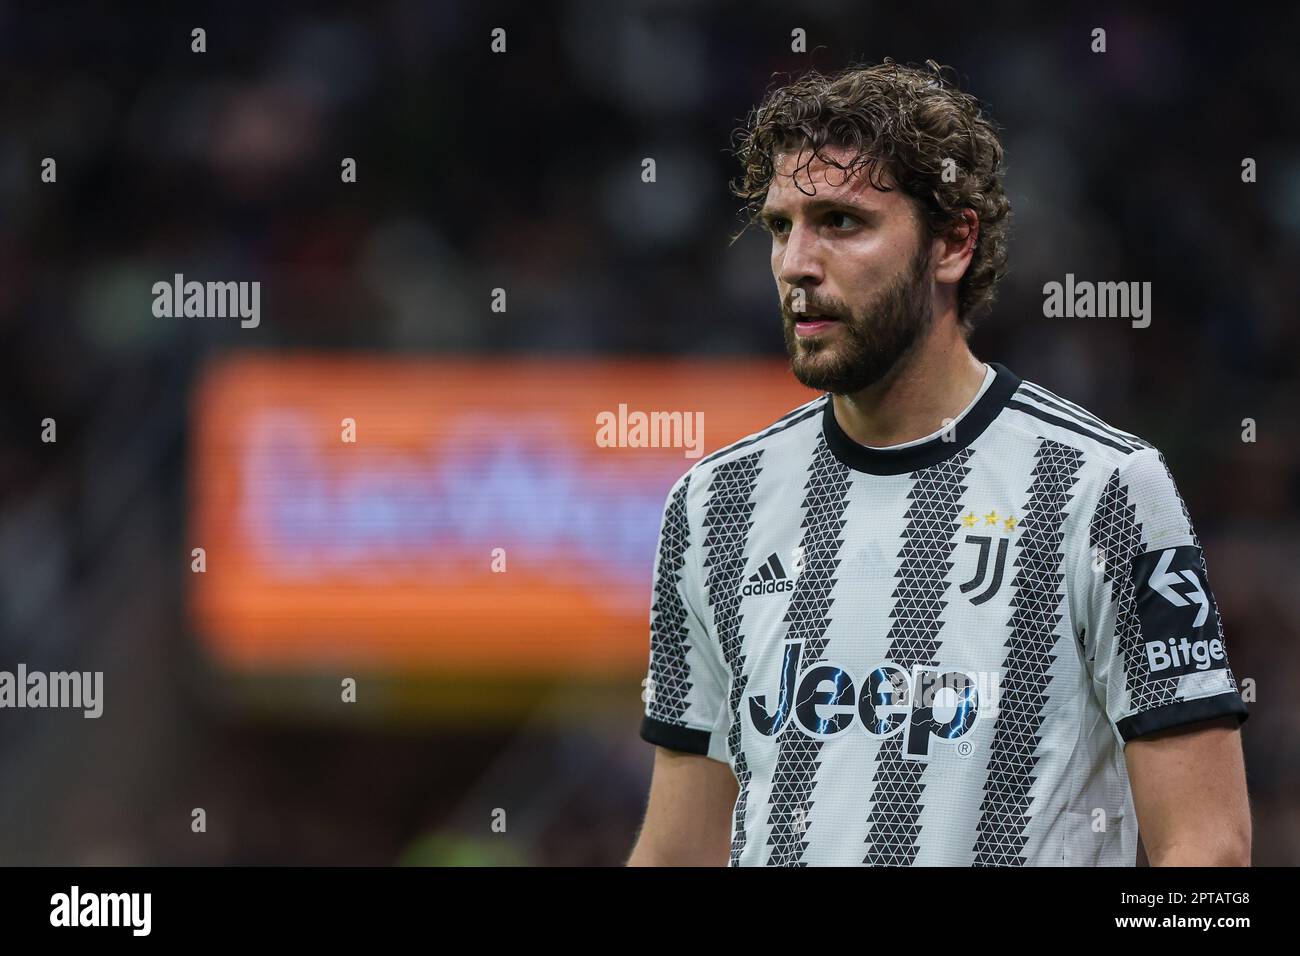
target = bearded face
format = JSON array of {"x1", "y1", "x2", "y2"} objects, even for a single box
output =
[
  {"x1": 762, "y1": 143, "x2": 942, "y2": 396},
  {"x1": 781, "y1": 234, "x2": 934, "y2": 395}
]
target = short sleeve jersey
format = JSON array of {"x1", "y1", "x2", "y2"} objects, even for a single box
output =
[{"x1": 640, "y1": 362, "x2": 1248, "y2": 866}]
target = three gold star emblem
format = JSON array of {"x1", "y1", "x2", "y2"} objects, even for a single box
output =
[{"x1": 960, "y1": 511, "x2": 1017, "y2": 533}]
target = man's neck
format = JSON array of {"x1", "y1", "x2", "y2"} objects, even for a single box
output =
[{"x1": 831, "y1": 323, "x2": 987, "y2": 449}]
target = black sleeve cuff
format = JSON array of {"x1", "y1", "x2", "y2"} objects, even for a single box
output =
[
  {"x1": 1116, "y1": 691, "x2": 1249, "y2": 743},
  {"x1": 640, "y1": 715, "x2": 711, "y2": 755}
]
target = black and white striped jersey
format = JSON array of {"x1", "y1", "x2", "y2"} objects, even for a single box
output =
[{"x1": 640, "y1": 362, "x2": 1248, "y2": 866}]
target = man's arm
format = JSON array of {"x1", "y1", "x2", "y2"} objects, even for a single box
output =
[
  {"x1": 1079, "y1": 447, "x2": 1251, "y2": 865},
  {"x1": 1125, "y1": 716, "x2": 1251, "y2": 866},
  {"x1": 627, "y1": 747, "x2": 738, "y2": 866},
  {"x1": 633, "y1": 469, "x2": 736, "y2": 865}
]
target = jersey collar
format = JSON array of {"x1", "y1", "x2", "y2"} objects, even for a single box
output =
[{"x1": 821, "y1": 362, "x2": 1021, "y2": 475}]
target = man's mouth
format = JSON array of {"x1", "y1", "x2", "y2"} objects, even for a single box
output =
[{"x1": 792, "y1": 312, "x2": 840, "y2": 337}]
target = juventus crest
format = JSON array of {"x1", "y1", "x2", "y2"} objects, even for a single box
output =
[
  {"x1": 957, "y1": 510, "x2": 1017, "y2": 605},
  {"x1": 959, "y1": 534, "x2": 1010, "y2": 605}
]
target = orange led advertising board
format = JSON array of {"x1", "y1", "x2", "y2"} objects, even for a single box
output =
[{"x1": 188, "y1": 355, "x2": 815, "y2": 677}]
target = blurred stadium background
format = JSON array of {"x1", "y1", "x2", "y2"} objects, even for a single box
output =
[{"x1": 1, "y1": 1, "x2": 1298, "y2": 865}]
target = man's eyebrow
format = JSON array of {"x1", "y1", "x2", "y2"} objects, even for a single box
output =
[{"x1": 758, "y1": 197, "x2": 875, "y2": 222}]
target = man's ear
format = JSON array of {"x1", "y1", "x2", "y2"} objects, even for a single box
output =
[{"x1": 933, "y1": 209, "x2": 979, "y2": 285}]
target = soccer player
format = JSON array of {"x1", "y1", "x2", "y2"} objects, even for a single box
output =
[{"x1": 628, "y1": 61, "x2": 1250, "y2": 866}]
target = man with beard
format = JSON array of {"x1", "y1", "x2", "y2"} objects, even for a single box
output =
[{"x1": 627, "y1": 60, "x2": 1250, "y2": 867}]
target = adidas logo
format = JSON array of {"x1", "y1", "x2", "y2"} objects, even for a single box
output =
[{"x1": 741, "y1": 552, "x2": 795, "y2": 596}]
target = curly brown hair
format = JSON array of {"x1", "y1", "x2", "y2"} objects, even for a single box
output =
[{"x1": 729, "y1": 59, "x2": 1011, "y2": 331}]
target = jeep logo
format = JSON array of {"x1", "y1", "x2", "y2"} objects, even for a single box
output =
[{"x1": 747, "y1": 639, "x2": 984, "y2": 760}]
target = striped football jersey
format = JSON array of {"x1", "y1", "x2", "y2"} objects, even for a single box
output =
[{"x1": 641, "y1": 362, "x2": 1248, "y2": 866}]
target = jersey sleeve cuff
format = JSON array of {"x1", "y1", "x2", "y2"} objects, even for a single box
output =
[
  {"x1": 1116, "y1": 691, "x2": 1249, "y2": 743},
  {"x1": 640, "y1": 715, "x2": 712, "y2": 755}
]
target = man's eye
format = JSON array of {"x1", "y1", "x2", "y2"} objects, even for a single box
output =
[
  {"x1": 828, "y1": 211, "x2": 859, "y2": 230},
  {"x1": 764, "y1": 218, "x2": 789, "y2": 235}
]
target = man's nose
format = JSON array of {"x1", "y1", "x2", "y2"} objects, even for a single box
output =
[{"x1": 777, "y1": 222, "x2": 823, "y2": 287}]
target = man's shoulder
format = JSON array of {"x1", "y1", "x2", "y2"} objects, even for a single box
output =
[
  {"x1": 999, "y1": 372, "x2": 1157, "y2": 469},
  {"x1": 996, "y1": 371, "x2": 1196, "y2": 534},
  {"x1": 666, "y1": 392, "x2": 829, "y2": 498}
]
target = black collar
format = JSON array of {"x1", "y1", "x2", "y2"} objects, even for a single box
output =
[{"x1": 822, "y1": 362, "x2": 1021, "y2": 475}]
